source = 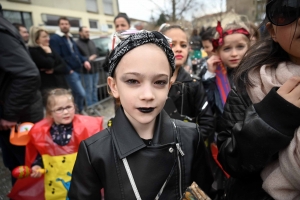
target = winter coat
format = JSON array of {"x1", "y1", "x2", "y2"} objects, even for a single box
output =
[
  {"x1": 166, "y1": 67, "x2": 215, "y2": 139},
  {"x1": 75, "y1": 38, "x2": 98, "y2": 74},
  {"x1": 29, "y1": 46, "x2": 69, "y2": 92},
  {"x1": 68, "y1": 107, "x2": 213, "y2": 200},
  {"x1": 50, "y1": 32, "x2": 86, "y2": 72},
  {"x1": 217, "y1": 86, "x2": 300, "y2": 200},
  {"x1": 0, "y1": 11, "x2": 43, "y2": 123}
]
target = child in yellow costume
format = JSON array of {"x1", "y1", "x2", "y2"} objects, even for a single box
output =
[{"x1": 8, "y1": 89, "x2": 103, "y2": 200}]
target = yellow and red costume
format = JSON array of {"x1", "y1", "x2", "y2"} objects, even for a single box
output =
[{"x1": 8, "y1": 114, "x2": 103, "y2": 200}]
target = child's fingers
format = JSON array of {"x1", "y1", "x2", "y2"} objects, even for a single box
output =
[{"x1": 278, "y1": 77, "x2": 300, "y2": 95}]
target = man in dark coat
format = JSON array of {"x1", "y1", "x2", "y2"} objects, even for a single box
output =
[
  {"x1": 76, "y1": 26, "x2": 99, "y2": 106},
  {"x1": 0, "y1": 4, "x2": 43, "y2": 185}
]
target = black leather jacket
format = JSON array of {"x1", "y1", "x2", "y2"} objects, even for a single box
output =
[
  {"x1": 217, "y1": 87, "x2": 300, "y2": 200},
  {"x1": 167, "y1": 67, "x2": 215, "y2": 139},
  {"x1": 0, "y1": 9, "x2": 43, "y2": 123},
  {"x1": 69, "y1": 108, "x2": 213, "y2": 200}
]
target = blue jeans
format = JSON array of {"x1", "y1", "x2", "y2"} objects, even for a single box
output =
[
  {"x1": 65, "y1": 71, "x2": 86, "y2": 112},
  {"x1": 81, "y1": 73, "x2": 99, "y2": 106}
]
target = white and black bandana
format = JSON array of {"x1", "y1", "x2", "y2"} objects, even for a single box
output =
[{"x1": 107, "y1": 31, "x2": 175, "y2": 77}]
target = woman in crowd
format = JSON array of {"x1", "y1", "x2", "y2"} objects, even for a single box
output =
[{"x1": 28, "y1": 26, "x2": 69, "y2": 95}]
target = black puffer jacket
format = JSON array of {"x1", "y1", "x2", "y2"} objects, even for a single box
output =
[
  {"x1": 217, "y1": 87, "x2": 300, "y2": 200},
  {"x1": 0, "y1": 11, "x2": 43, "y2": 123},
  {"x1": 69, "y1": 108, "x2": 213, "y2": 200},
  {"x1": 166, "y1": 67, "x2": 214, "y2": 139}
]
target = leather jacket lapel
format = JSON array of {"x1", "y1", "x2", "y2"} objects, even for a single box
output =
[{"x1": 111, "y1": 108, "x2": 176, "y2": 159}]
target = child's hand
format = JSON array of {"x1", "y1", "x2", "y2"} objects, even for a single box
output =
[
  {"x1": 277, "y1": 77, "x2": 300, "y2": 108},
  {"x1": 31, "y1": 165, "x2": 43, "y2": 178},
  {"x1": 207, "y1": 55, "x2": 221, "y2": 73}
]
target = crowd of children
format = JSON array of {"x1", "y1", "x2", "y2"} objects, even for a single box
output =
[{"x1": 1, "y1": 0, "x2": 300, "y2": 199}]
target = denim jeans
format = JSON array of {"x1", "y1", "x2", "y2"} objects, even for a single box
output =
[
  {"x1": 81, "y1": 73, "x2": 99, "y2": 106},
  {"x1": 65, "y1": 71, "x2": 86, "y2": 112}
]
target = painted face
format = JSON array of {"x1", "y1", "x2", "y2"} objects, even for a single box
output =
[
  {"x1": 164, "y1": 28, "x2": 189, "y2": 68},
  {"x1": 218, "y1": 33, "x2": 249, "y2": 68},
  {"x1": 202, "y1": 40, "x2": 214, "y2": 57},
  {"x1": 19, "y1": 26, "x2": 29, "y2": 43},
  {"x1": 114, "y1": 17, "x2": 130, "y2": 32},
  {"x1": 269, "y1": 19, "x2": 300, "y2": 65},
  {"x1": 36, "y1": 31, "x2": 50, "y2": 46},
  {"x1": 108, "y1": 44, "x2": 171, "y2": 128},
  {"x1": 59, "y1": 19, "x2": 70, "y2": 34},
  {"x1": 50, "y1": 95, "x2": 75, "y2": 125}
]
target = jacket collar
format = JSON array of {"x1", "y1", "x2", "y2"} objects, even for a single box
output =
[
  {"x1": 175, "y1": 67, "x2": 193, "y2": 83},
  {"x1": 55, "y1": 29, "x2": 73, "y2": 38},
  {"x1": 111, "y1": 107, "x2": 176, "y2": 159}
]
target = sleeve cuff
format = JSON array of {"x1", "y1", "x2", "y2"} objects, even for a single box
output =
[{"x1": 254, "y1": 87, "x2": 300, "y2": 136}]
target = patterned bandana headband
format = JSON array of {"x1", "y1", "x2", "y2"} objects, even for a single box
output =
[
  {"x1": 212, "y1": 21, "x2": 250, "y2": 51},
  {"x1": 107, "y1": 30, "x2": 175, "y2": 77}
]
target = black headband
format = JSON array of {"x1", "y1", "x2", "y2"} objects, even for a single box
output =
[{"x1": 107, "y1": 31, "x2": 175, "y2": 77}]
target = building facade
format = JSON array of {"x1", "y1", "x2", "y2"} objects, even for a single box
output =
[
  {"x1": 226, "y1": 0, "x2": 266, "y2": 23},
  {"x1": 192, "y1": 10, "x2": 248, "y2": 30},
  {"x1": 0, "y1": 0, "x2": 120, "y2": 36}
]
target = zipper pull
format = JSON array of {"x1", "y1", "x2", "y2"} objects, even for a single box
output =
[{"x1": 176, "y1": 143, "x2": 185, "y2": 156}]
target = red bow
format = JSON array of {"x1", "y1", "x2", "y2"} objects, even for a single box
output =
[{"x1": 212, "y1": 21, "x2": 250, "y2": 51}]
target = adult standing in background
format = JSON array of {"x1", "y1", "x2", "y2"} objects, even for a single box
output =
[
  {"x1": 50, "y1": 17, "x2": 91, "y2": 113},
  {"x1": 76, "y1": 26, "x2": 99, "y2": 106},
  {"x1": 12, "y1": 23, "x2": 29, "y2": 43},
  {"x1": 0, "y1": 4, "x2": 43, "y2": 185},
  {"x1": 134, "y1": 21, "x2": 144, "y2": 30},
  {"x1": 108, "y1": 12, "x2": 131, "y2": 51},
  {"x1": 28, "y1": 26, "x2": 69, "y2": 95}
]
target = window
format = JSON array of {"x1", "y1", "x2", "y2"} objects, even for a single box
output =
[
  {"x1": 3, "y1": 10, "x2": 33, "y2": 30},
  {"x1": 41, "y1": 14, "x2": 81, "y2": 27},
  {"x1": 8, "y1": 0, "x2": 31, "y2": 3},
  {"x1": 86, "y1": 0, "x2": 98, "y2": 13},
  {"x1": 89, "y1": 19, "x2": 98, "y2": 29},
  {"x1": 107, "y1": 24, "x2": 113, "y2": 29},
  {"x1": 103, "y1": 0, "x2": 114, "y2": 15}
]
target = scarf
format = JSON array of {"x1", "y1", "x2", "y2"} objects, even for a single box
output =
[
  {"x1": 247, "y1": 62, "x2": 300, "y2": 200},
  {"x1": 215, "y1": 62, "x2": 231, "y2": 106}
]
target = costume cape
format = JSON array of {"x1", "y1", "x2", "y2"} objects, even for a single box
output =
[{"x1": 8, "y1": 114, "x2": 103, "y2": 200}]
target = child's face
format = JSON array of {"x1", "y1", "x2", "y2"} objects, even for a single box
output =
[
  {"x1": 164, "y1": 28, "x2": 189, "y2": 67},
  {"x1": 108, "y1": 44, "x2": 171, "y2": 127},
  {"x1": 218, "y1": 33, "x2": 249, "y2": 68},
  {"x1": 50, "y1": 95, "x2": 75, "y2": 125},
  {"x1": 202, "y1": 40, "x2": 214, "y2": 57},
  {"x1": 268, "y1": 20, "x2": 300, "y2": 65}
]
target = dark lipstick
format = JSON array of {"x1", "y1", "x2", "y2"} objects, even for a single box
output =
[{"x1": 137, "y1": 107, "x2": 155, "y2": 113}]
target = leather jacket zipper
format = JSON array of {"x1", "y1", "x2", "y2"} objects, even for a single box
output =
[
  {"x1": 172, "y1": 121, "x2": 185, "y2": 199},
  {"x1": 176, "y1": 143, "x2": 184, "y2": 199},
  {"x1": 181, "y1": 83, "x2": 185, "y2": 116}
]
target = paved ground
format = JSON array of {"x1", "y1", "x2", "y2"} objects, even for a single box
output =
[{"x1": 0, "y1": 98, "x2": 115, "y2": 199}]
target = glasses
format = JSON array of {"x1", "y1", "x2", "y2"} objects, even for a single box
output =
[
  {"x1": 52, "y1": 105, "x2": 74, "y2": 114},
  {"x1": 267, "y1": 0, "x2": 300, "y2": 26}
]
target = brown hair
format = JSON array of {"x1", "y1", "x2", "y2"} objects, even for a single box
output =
[
  {"x1": 44, "y1": 89, "x2": 75, "y2": 116},
  {"x1": 234, "y1": 0, "x2": 292, "y2": 91},
  {"x1": 57, "y1": 16, "x2": 69, "y2": 25}
]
